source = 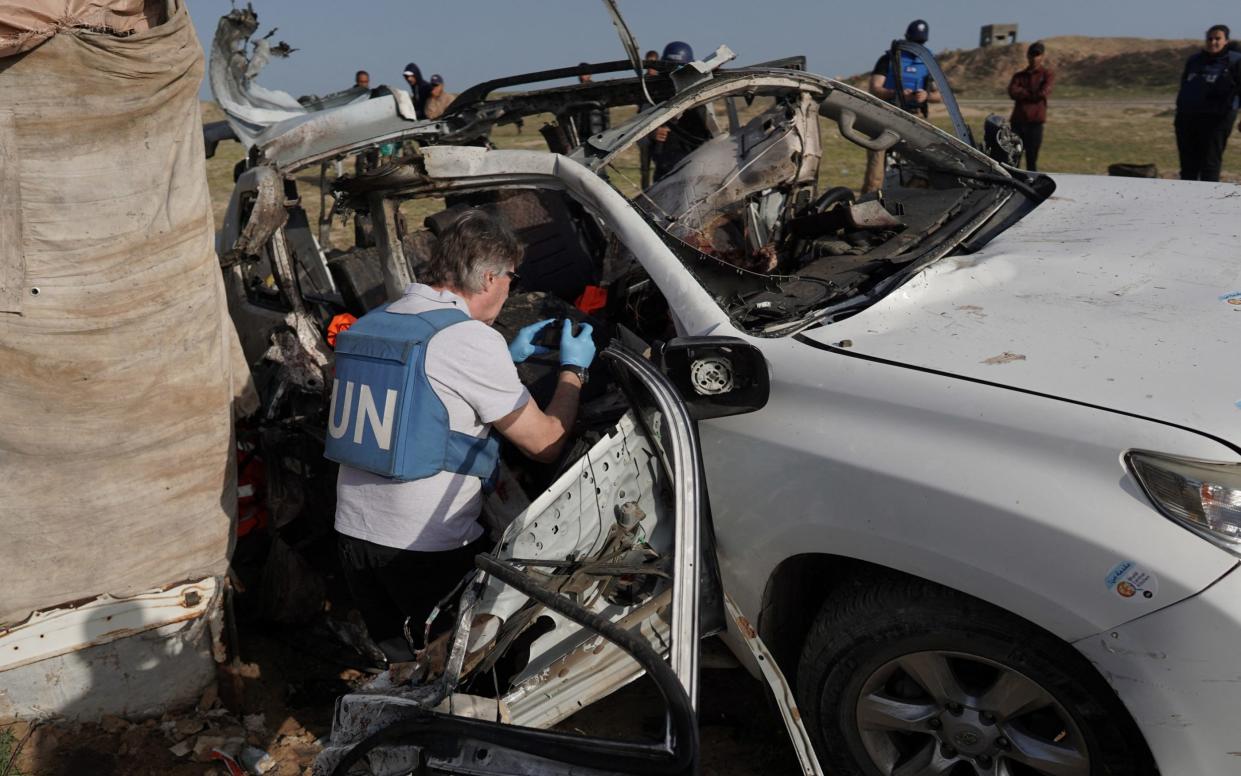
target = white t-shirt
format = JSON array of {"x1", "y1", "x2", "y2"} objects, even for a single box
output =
[{"x1": 334, "y1": 284, "x2": 530, "y2": 551}]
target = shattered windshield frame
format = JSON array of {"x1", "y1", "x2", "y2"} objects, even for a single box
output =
[{"x1": 215, "y1": 17, "x2": 1047, "y2": 339}]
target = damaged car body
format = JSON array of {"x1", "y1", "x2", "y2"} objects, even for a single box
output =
[
  {"x1": 316, "y1": 343, "x2": 721, "y2": 775},
  {"x1": 213, "y1": 7, "x2": 1241, "y2": 775}
]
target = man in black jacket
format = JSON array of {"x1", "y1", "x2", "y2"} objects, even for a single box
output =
[
  {"x1": 650, "y1": 41, "x2": 711, "y2": 182},
  {"x1": 402, "y1": 61, "x2": 433, "y2": 118},
  {"x1": 1174, "y1": 25, "x2": 1241, "y2": 181}
]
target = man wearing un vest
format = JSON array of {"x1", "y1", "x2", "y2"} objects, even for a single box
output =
[
  {"x1": 326, "y1": 209, "x2": 595, "y2": 659},
  {"x1": 863, "y1": 20, "x2": 942, "y2": 193},
  {"x1": 1174, "y1": 24, "x2": 1241, "y2": 181}
]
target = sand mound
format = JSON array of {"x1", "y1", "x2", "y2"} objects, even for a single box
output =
[{"x1": 848, "y1": 36, "x2": 1200, "y2": 97}]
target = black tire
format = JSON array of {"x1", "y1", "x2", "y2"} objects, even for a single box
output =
[{"x1": 795, "y1": 574, "x2": 1156, "y2": 776}]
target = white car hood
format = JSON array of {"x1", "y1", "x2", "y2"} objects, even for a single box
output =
[{"x1": 803, "y1": 174, "x2": 1241, "y2": 438}]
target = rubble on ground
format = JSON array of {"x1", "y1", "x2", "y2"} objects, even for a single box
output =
[{"x1": 0, "y1": 640, "x2": 368, "y2": 776}]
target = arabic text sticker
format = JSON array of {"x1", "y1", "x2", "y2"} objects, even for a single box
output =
[
  {"x1": 1219, "y1": 291, "x2": 1241, "y2": 306},
  {"x1": 1105, "y1": 561, "x2": 1158, "y2": 601}
]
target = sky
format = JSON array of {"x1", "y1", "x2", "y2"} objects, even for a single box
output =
[{"x1": 189, "y1": 0, "x2": 1236, "y2": 99}]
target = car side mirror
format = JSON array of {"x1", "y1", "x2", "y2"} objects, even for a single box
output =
[{"x1": 658, "y1": 337, "x2": 770, "y2": 420}]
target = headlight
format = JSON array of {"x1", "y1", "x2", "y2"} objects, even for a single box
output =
[{"x1": 1126, "y1": 450, "x2": 1241, "y2": 556}]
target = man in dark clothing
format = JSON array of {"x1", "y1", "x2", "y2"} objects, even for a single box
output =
[
  {"x1": 651, "y1": 41, "x2": 712, "y2": 182},
  {"x1": 1008, "y1": 41, "x2": 1055, "y2": 172},
  {"x1": 864, "y1": 20, "x2": 942, "y2": 192},
  {"x1": 402, "y1": 61, "x2": 433, "y2": 118},
  {"x1": 570, "y1": 65, "x2": 610, "y2": 144},
  {"x1": 638, "y1": 50, "x2": 659, "y2": 188},
  {"x1": 1174, "y1": 25, "x2": 1241, "y2": 181},
  {"x1": 869, "y1": 20, "x2": 940, "y2": 118},
  {"x1": 354, "y1": 70, "x2": 370, "y2": 90}
]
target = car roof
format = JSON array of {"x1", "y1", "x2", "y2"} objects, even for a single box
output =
[{"x1": 256, "y1": 57, "x2": 811, "y2": 172}]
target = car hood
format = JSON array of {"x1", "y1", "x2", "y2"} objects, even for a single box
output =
[{"x1": 802, "y1": 174, "x2": 1241, "y2": 437}]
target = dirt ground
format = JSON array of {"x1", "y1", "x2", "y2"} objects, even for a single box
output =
[
  {"x1": 0, "y1": 632, "x2": 804, "y2": 776},
  {"x1": 1, "y1": 534, "x2": 801, "y2": 776}
]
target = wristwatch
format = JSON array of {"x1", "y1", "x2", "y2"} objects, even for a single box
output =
[{"x1": 559, "y1": 364, "x2": 589, "y2": 385}]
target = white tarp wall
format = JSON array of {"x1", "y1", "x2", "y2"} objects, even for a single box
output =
[{"x1": 0, "y1": 2, "x2": 250, "y2": 627}]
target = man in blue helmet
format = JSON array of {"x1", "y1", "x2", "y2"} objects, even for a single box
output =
[
  {"x1": 330, "y1": 209, "x2": 596, "y2": 658},
  {"x1": 863, "y1": 20, "x2": 942, "y2": 192},
  {"x1": 1174, "y1": 24, "x2": 1241, "y2": 181},
  {"x1": 651, "y1": 41, "x2": 713, "y2": 182}
]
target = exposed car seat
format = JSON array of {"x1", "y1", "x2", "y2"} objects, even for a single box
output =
[
  {"x1": 428, "y1": 190, "x2": 598, "y2": 301},
  {"x1": 326, "y1": 229, "x2": 439, "y2": 316}
]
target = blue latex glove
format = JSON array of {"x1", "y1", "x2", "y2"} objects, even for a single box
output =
[
  {"x1": 509, "y1": 319, "x2": 555, "y2": 363},
  {"x1": 559, "y1": 320, "x2": 596, "y2": 368}
]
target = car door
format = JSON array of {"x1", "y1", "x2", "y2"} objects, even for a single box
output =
[
  {"x1": 315, "y1": 342, "x2": 710, "y2": 776},
  {"x1": 886, "y1": 40, "x2": 972, "y2": 146},
  {"x1": 314, "y1": 336, "x2": 821, "y2": 776}
]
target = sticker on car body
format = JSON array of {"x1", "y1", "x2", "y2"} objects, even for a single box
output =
[{"x1": 1105, "y1": 560, "x2": 1158, "y2": 601}]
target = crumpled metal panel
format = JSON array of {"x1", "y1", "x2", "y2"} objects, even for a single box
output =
[
  {"x1": 208, "y1": 6, "x2": 307, "y2": 148},
  {"x1": 227, "y1": 166, "x2": 288, "y2": 262},
  {"x1": 258, "y1": 93, "x2": 427, "y2": 173},
  {"x1": 642, "y1": 90, "x2": 821, "y2": 270},
  {"x1": 423, "y1": 146, "x2": 558, "y2": 180},
  {"x1": 0, "y1": 579, "x2": 222, "y2": 722},
  {"x1": 0, "y1": 578, "x2": 220, "y2": 671}
]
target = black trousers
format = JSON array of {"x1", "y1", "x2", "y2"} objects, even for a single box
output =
[
  {"x1": 638, "y1": 137, "x2": 653, "y2": 189},
  {"x1": 1011, "y1": 121, "x2": 1045, "y2": 172},
  {"x1": 1175, "y1": 111, "x2": 1237, "y2": 182},
  {"x1": 337, "y1": 531, "x2": 491, "y2": 647}
]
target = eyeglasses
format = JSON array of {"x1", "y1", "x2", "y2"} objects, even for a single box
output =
[{"x1": 505, "y1": 270, "x2": 521, "y2": 288}]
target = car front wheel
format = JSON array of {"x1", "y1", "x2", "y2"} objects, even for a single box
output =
[{"x1": 795, "y1": 574, "x2": 1156, "y2": 776}]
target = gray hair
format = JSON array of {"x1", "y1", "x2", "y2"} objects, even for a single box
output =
[{"x1": 422, "y1": 208, "x2": 523, "y2": 293}]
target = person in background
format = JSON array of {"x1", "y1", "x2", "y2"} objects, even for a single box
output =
[
  {"x1": 1007, "y1": 41, "x2": 1055, "y2": 172},
  {"x1": 571, "y1": 64, "x2": 610, "y2": 143},
  {"x1": 424, "y1": 74, "x2": 454, "y2": 120},
  {"x1": 864, "y1": 19, "x2": 941, "y2": 193},
  {"x1": 354, "y1": 70, "x2": 370, "y2": 90},
  {"x1": 402, "y1": 61, "x2": 433, "y2": 118},
  {"x1": 334, "y1": 209, "x2": 595, "y2": 657},
  {"x1": 651, "y1": 41, "x2": 711, "y2": 182},
  {"x1": 638, "y1": 50, "x2": 659, "y2": 188},
  {"x1": 1174, "y1": 24, "x2": 1241, "y2": 181}
]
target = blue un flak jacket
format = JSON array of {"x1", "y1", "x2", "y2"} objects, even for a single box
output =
[{"x1": 324, "y1": 305, "x2": 500, "y2": 483}]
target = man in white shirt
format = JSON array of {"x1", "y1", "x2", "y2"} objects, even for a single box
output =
[{"x1": 334, "y1": 208, "x2": 595, "y2": 655}]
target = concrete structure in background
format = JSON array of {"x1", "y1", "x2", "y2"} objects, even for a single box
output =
[{"x1": 980, "y1": 23, "x2": 1019, "y2": 47}]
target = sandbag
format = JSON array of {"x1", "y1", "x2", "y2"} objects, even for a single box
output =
[{"x1": 0, "y1": 5, "x2": 250, "y2": 624}]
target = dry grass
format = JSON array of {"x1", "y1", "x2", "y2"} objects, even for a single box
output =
[
  {"x1": 945, "y1": 100, "x2": 1239, "y2": 179},
  {"x1": 846, "y1": 36, "x2": 1199, "y2": 100}
]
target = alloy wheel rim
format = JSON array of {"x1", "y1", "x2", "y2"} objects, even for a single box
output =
[{"x1": 853, "y1": 650, "x2": 1090, "y2": 776}]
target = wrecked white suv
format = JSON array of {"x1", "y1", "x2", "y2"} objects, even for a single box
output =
[{"x1": 212, "y1": 10, "x2": 1241, "y2": 775}]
